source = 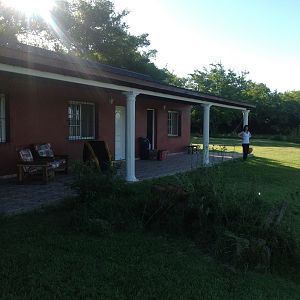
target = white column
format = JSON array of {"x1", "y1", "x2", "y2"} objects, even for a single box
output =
[
  {"x1": 202, "y1": 104, "x2": 211, "y2": 166},
  {"x1": 124, "y1": 91, "x2": 139, "y2": 182},
  {"x1": 242, "y1": 110, "x2": 250, "y2": 127}
]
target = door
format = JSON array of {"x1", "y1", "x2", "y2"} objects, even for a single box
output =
[
  {"x1": 147, "y1": 109, "x2": 156, "y2": 150},
  {"x1": 115, "y1": 106, "x2": 126, "y2": 160}
]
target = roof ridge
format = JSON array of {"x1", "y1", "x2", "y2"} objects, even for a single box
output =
[{"x1": 0, "y1": 42, "x2": 155, "y2": 81}]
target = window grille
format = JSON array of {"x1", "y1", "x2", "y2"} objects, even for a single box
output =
[
  {"x1": 68, "y1": 101, "x2": 95, "y2": 140},
  {"x1": 168, "y1": 111, "x2": 179, "y2": 136},
  {"x1": 0, "y1": 94, "x2": 6, "y2": 143}
]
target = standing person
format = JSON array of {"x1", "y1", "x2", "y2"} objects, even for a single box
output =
[{"x1": 238, "y1": 125, "x2": 251, "y2": 160}]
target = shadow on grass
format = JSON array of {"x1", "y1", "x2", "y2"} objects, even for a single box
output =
[
  {"x1": 218, "y1": 156, "x2": 300, "y2": 192},
  {"x1": 251, "y1": 139, "x2": 300, "y2": 148},
  {"x1": 249, "y1": 156, "x2": 300, "y2": 178},
  {"x1": 191, "y1": 136, "x2": 300, "y2": 148},
  {"x1": 1, "y1": 156, "x2": 300, "y2": 299}
]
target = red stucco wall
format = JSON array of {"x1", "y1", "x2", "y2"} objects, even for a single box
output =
[{"x1": 0, "y1": 73, "x2": 191, "y2": 176}]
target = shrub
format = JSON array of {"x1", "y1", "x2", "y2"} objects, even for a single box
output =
[
  {"x1": 70, "y1": 162, "x2": 298, "y2": 273},
  {"x1": 70, "y1": 161, "x2": 142, "y2": 230},
  {"x1": 71, "y1": 161, "x2": 127, "y2": 203},
  {"x1": 139, "y1": 170, "x2": 298, "y2": 273},
  {"x1": 141, "y1": 182, "x2": 189, "y2": 234}
]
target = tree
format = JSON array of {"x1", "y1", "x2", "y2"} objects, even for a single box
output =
[
  {"x1": 0, "y1": 0, "x2": 169, "y2": 80},
  {"x1": 281, "y1": 90, "x2": 300, "y2": 102},
  {"x1": 188, "y1": 63, "x2": 300, "y2": 136},
  {"x1": 0, "y1": 3, "x2": 29, "y2": 44},
  {"x1": 188, "y1": 63, "x2": 250, "y2": 134},
  {"x1": 188, "y1": 63, "x2": 249, "y2": 99},
  {"x1": 1, "y1": 1, "x2": 299, "y2": 136},
  {"x1": 161, "y1": 69, "x2": 188, "y2": 87}
]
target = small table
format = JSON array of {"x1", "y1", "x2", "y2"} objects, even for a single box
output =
[{"x1": 187, "y1": 145, "x2": 198, "y2": 154}]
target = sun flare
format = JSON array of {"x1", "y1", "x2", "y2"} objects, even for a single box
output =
[{"x1": 2, "y1": 0, "x2": 55, "y2": 19}]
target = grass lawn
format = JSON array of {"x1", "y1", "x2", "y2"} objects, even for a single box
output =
[{"x1": 1, "y1": 138, "x2": 300, "y2": 299}]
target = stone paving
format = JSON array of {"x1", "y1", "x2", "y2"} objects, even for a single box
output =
[
  {"x1": 135, "y1": 151, "x2": 242, "y2": 180},
  {"x1": 0, "y1": 151, "x2": 242, "y2": 215},
  {"x1": 0, "y1": 175, "x2": 76, "y2": 215}
]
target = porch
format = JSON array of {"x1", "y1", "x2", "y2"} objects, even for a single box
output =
[
  {"x1": 0, "y1": 150, "x2": 242, "y2": 215},
  {"x1": 126, "y1": 149, "x2": 242, "y2": 180}
]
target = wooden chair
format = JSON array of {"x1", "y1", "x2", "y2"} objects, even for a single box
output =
[
  {"x1": 16, "y1": 146, "x2": 55, "y2": 184},
  {"x1": 83, "y1": 141, "x2": 112, "y2": 172},
  {"x1": 31, "y1": 143, "x2": 69, "y2": 174}
]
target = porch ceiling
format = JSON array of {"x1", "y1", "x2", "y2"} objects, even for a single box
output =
[{"x1": 0, "y1": 43, "x2": 255, "y2": 110}]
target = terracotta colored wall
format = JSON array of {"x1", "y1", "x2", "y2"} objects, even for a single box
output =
[
  {"x1": 135, "y1": 97, "x2": 191, "y2": 155},
  {"x1": 0, "y1": 73, "x2": 191, "y2": 176}
]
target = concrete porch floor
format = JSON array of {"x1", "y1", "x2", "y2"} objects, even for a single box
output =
[
  {"x1": 0, "y1": 151, "x2": 243, "y2": 215},
  {"x1": 132, "y1": 151, "x2": 242, "y2": 180}
]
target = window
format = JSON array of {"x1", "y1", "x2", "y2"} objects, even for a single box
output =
[
  {"x1": 168, "y1": 111, "x2": 180, "y2": 136},
  {"x1": 0, "y1": 94, "x2": 6, "y2": 143},
  {"x1": 68, "y1": 101, "x2": 95, "y2": 140}
]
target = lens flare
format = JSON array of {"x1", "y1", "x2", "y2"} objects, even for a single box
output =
[{"x1": 2, "y1": 0, "x2": 55, "y2": 20}]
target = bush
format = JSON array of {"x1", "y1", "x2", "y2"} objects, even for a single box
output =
[
  {"x1": 140, "y1": 170, "x2": 298, "y2": 273},
  {"x1": 70, "y1": 162, "x2": 298, "y2": 273},
  {"x1": 71, "y1": 161, "x2": 128, "y2": 203},
  {"x1": 70, "y1": 161, "x2": 151, "y2": 230}
]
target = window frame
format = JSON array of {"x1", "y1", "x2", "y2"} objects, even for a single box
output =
[
  {"x1": 168, "y1": 110, "x2": 181, "y2": 137},
  {"x1": 68, "y1": 101, "x2": 96, "y2": 140},
  {"x1": 0, "y1": 94, "x2": 6, "y2": 143}
]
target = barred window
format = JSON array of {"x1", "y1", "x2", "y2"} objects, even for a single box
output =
[
  {"x1": 168, "y1": 111, "x2": 180, "y2": 136},
  {"x1": 0, "y1": 94, "x2": 6, "y2": 143},
  {"x1": 68, "y1": 101, "x2": 95, "y2": 140}
]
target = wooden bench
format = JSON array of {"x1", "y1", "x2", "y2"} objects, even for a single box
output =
[
  {"x1": 17, "y1": 161, "x2": 55, "y2": 184},
  {"x1": 17, "y1": 146, "x2": 56, "y2": 184}
]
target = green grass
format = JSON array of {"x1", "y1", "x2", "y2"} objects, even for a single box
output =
[
  {"x1": 192, "y1": 136, "x2": 300, "y2": 200},
  {"x1": 1, "y1": 138, "x2": 300, "y2": 299},
  {"x1": 192, "y1": 137, "x2": 300, "y2": 240}
]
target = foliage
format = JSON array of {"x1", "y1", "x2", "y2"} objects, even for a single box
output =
[
  {"x1": 0, "y1": 0, "x2": 170, "y2": 81},
  {"x1": 71, "y1": 161, "x2": 149, "y2": 230},
  {"x1": 188, "y1": 63, "x2": 250, "y2": 134},
  {"x1": 158, "y1": 170, "x2": 298, "y2": 272},
  {"x1": 281, "y1": 90, "x2": 300, "y2": 102},
  {"x1": 70, "y1": 161, "x2": 298, "y2": 273},
  {"x1": 1, "y1": 139, "x2": 300, "y2": 298},
  {"x1": 188, "y1": 63, "x2": 249, "y2": 99},
  {"x1": 1, "y1": 1, "x2": 300, "y2": 135},
  {"x1": 188, "y1": 63, "x2": 300, "y2": 136},
  {"x1": 161, "y1": 68, "x2": 188, "y2": 87},
  {"x1": 71, "y1": 161, "x2": 127, "y2": 203}
]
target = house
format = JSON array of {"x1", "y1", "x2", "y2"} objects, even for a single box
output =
[{"x1": 0, "y1": 43, "x2": 254, "y2": 181}]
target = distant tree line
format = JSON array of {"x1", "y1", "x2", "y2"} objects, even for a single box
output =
[
  {"x1": 0, "y1": 0, "x2": 299, "y2": 137},
  {"x1": 185, "y1": 63, "x2": 300, "y2": 136}
]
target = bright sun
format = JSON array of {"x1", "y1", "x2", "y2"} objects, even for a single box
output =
[{"x1": 2, "y1": 0, "x2": 55, "y2": 19}]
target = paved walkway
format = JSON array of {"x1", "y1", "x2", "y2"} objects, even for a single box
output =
[
  {"x1": 0, "y1": 175, "x2": 76, "y2": 215},
  {"x1": 135, "y1": 151, "x2": 241, "y2": 180},
  {"x1": 0, "y1": 152, "x2": 242, "y2": 215}
]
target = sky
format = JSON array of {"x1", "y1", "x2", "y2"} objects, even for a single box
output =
[{"x1": 113, "y1": 0, "x2": 300, "y2": 92}]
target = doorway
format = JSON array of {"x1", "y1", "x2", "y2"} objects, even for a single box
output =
[{"x1": 147, "y1": 109, "x2": 156, "y2": 150}]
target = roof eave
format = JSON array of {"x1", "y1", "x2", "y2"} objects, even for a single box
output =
[{"x1": 0, "y1": 44, "x2": 255, "y2": 110}]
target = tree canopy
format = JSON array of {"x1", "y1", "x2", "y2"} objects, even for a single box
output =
[
  {"x1": 188, "y1": 63, "x2": 300, "y2": 136},
  {"x1": 0, "y1": 0, "x2": 299, "y2": 137},
  {"x1": 0, "y1": 0, "x2": 169, "y2": 81}
]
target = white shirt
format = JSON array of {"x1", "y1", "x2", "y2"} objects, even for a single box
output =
[{"x1": 242, "y1": 131, "x2": 251, "y2": 144}]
